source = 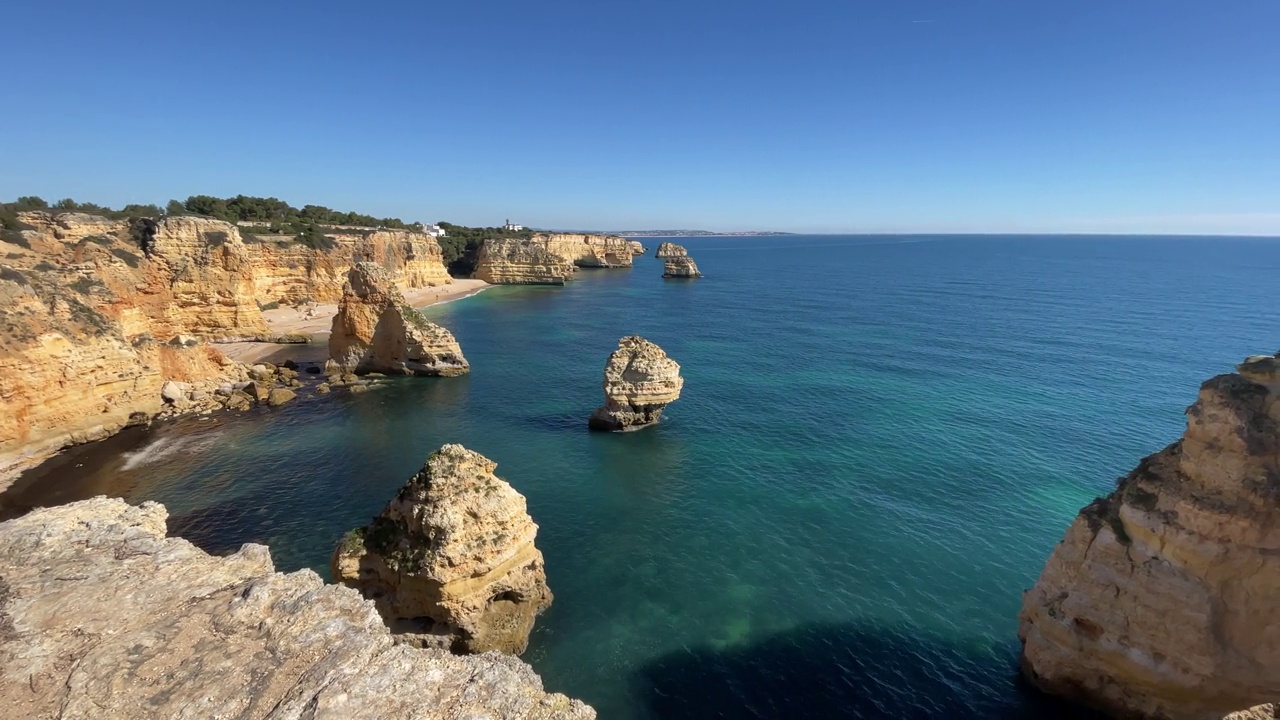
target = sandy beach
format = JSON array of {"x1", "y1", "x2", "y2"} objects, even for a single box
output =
[{"x1": 218, "y1": 278, "x2": 490, "y2": 365}]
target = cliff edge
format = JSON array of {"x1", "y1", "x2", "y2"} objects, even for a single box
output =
[
  {"x1": 1019, "y1": 353, "x2": 1280, "y2": 719},
  {"x1": 0, "y1": 497, "x2": 593, "y2": 719}
]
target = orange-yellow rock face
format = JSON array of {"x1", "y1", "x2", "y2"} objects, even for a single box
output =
[
  {"x1": 1019, "y1": 355, "x2": 1280, "y2": 719},
  {"x1": 588, "y1": 335, "x2": 684, "y2": 431},
  {"x1": 332, "y1": 444, "x2": 553, "y2": 655},
  {"x1": 327, "y1": 263, "x2": 468, "y2": 376}
]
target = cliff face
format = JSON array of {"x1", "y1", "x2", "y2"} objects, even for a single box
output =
[
  {"x1": 0, "y1": 212, "x2": 455, "y2": 481},
  {"x1": 626, "y1": 240, "x2": 647, "y2": 255},
  {"x1": 328, "y1": 263, "x2": 468, "y2": 376},
  {"x1": 472, "y1": 233, "x2": 632, "y2": 284},
  {"x1": 1019, "y1": 354, "x2": 1280, "y2": 719},
  {"x1": 655, "y1": 242, "x2": 688, "y2": 258},
  {"x1": 663, "y1": 256, "x2": 702, "y2": 278},
  {"x1": 537, "y1": 233, "x2": 633, "y2": 268},
  {"x1": 473, "y1": 238, "x2": 576, "y2": 285},
  {"x1": 246, "y1": 229, "x2": 451, "y2": 304},
  {"x1": 0, "y1": 213, "x2": 262, "y2": 479},
  {"x1": 0, "y1": 496, "x2": 594, "y2": 719},
  {"x1": 333, "y1": 445, "x2": 553, "y2": 655},
  {"x1": 588, "y1": 336, "x2": 684, "y2": 431}
]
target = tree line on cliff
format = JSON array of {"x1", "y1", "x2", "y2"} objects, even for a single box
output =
[{"x1": 1, "y1": 196, "x2": 535, "y2": 277}]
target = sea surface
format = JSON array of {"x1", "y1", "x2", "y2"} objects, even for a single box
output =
[{"x1": 5, "y1": 235, "x2": 1278, "y2": 718}]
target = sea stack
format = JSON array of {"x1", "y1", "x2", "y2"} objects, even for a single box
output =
[
  {"x1": 654, "y1": 241, "x2": 688, "y2": 258},
  {"x1": 1018, "y1": 352, "x2": 1280, "y2": 719},
  {"x1": 332, "y1": 444, "x2": 553, "y2": 655},
  {"x1": 588, "y1": 336, "x2": 684, "y2": 431},
  {"x1": 663, "y1": 256, "x2": 702, "y2": 278},
  {"x1": 327, "y1": 262, "x2": 468, "y2": 376},
  {"x1": 627, "y1": 240, "x2": 648, "y2": 255}
]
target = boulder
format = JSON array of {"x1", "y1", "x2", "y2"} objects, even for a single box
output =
[
  {"x1": 160, "y1": 380, "x2": 189, "y2": 404},
  {"x1": 327, "y1": 263, "x2": 469, "y2": 377},
  {"x1": 266, "y1": 388, "x2": 296, "y2": 406},
  {"x1": 1019, "y1": 353, "x2": 1280, "y2": 719},
  {"x1": 243, "y1": 381, "x2": 271, "y2": 403},
  {"x1": 332, "y1": 445, "x2": 553, "y2": 655},
  {"x1": 225, "y1": 390, "x2": 253, "y2": 411},
  {"x1": 588, "y1": 336, "x2": 684, "y2": 431}
]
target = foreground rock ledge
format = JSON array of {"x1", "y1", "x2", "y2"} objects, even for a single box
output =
[
  {"x1": 1019, "y1": 352, "x2": 1280, "y2": 720},
  {"x1": 0, "y1": 497, "x2": 592, "y2": 719},
  {"x1": 328, "y1": 262, "x2": 469, "y2": 376},
  {"x1": 588, "y1": 336, "x2": 684, "y2": 431},
  {"x1": 333, "y1": 444, "x2": 553, "y2": 655}
]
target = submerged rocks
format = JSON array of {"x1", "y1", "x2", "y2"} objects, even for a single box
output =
[
  {"x1": 1019, "y1": 352, "x2": 1280, "y2": 719},
  {"x1": 663, "y1": 256, "x2": 702, "y2": 278},
  {"x1": 0, "y1": 497, "x2": 593, "y2": 719},
  {"x1": 654, "y1": 242, "x2": 688, "y2": 258},
  {"x1": 588, "y1": 336, "x2": 684, "y2": 431},
  {"x1": 332, "y1": 444, "x2": 553, "y2": 655},
  {"x1": 328, "y1": 263, "x2": 469, "y2": 377}
]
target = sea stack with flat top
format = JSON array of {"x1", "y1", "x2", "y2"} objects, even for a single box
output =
[{"x1": 588, "y1": 335, "x2": 684, "y2": 431}]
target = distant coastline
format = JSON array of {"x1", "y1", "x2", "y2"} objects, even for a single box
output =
[{"x1": 556, "y1": 229, "x2": 795, "y2": 238}]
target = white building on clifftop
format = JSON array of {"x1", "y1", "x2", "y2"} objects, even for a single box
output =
[{"x1": 503, "y1": 219, "x2": 524, "y2": 231}]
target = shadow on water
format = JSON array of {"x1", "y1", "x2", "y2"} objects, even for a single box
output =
[{"x1": 633, "y1": 622, "x2": 1101, "y2": 720}]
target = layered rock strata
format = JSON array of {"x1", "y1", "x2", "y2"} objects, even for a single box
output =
[
  {"x1": 626, "y1": 240, "x2": 648, "y2": 255},
  {"x1": 663, "y1": 256, "x2": 702, "y2": 278},
  {"x1": 473, "y1": 239, "x2": 576, "y2": 285},
  {"x1": 588, "y1": 336, "x2": 684, "y2": 431},
  {"x1": 328, "y1": 263, "x2": 468, "y2": 376},
  {"x1": 0, "y1": 496, "x2": 593, "y2": 719},
  {"x1": 1019, "y1": 352, "x2": 1280, "y2": 719},
  {"x1": 0, "y1": 211, "x2": 455, "y2": 483},
  {"x1": 472, "y1": 233, "x2": 633, "y2": 284},
  {"x1": 654, "y1": 242, "x2": 688, "y2": 258},
  {"x1": 332, "y1": 444, "x2": 553, "y2": 655},
  {"x1": 246, "y1": 229, "x2": 451, "y2": 304}
]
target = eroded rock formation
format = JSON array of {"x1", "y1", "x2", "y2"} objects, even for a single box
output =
[
  {"x1": 246, "y1": 229, "x2": 451, "y2": 304},
  {"x1": 328, "y1": 263, "x2": 468, "y2": 376},
  {"x1": 332, "y1": 444, "x2": 553, "y2": 655},
  {"x1": 1019, "y1": 352, "x2": 1280, "y2": 719},
  {"x1": 654, "y1": 242, "x2": 688, "y2": 258},
  {"x1": 473, "y1": 239, "x2": 576, "y2": 285},
  {"x1": 663, "y1": 256, "x2": 702, "y2": 278},
  {"x1": 472, "y1": 233, "x2": 633, "y2": 284},
  {"x1": 626, "y1": 240, "x2": 648, "y2": 255},
  {"x1": 0, "y1": 496, "x2": 593, "y2": 719},
  {"x1": 588, "y1": 336, "x2": 684, "y2": 431}
]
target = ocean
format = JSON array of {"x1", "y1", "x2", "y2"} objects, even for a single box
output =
[{"x1": 5, "y1": 235, "x2": 1277, "y2": 718}]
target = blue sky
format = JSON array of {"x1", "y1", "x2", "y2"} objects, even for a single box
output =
[{"x1": 1, "y1": 1, "x2": 1276, "y2": 234}]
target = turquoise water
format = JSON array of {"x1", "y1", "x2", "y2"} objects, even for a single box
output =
[{"x1": 6, "y1": 235, "x2": 1278, "y2": 718}]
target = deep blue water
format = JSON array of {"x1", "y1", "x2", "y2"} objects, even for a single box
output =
[{"x1": 7, "y1": 235, "x2": 1278, "y2": 718}]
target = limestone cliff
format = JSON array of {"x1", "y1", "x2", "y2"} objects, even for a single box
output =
[
  {"x1": 0, "y1": 496, "x2": 593, "y2": 719},
  {"x1": 333, "y1": 444, "x2": 553, "y2": 655},
  {"x1": 626, "y1": 240, "x2": 648, "y2": 255},
  {"x1": 328, "y1": 263, "x2": 468, "y2": 376},
  {"x1": 0, "y1": 213, "x2": 268, "y2": 481},
  {"x1": 654, "y1": 242, "x2": 688, "y2": 258},
  {"x1": 246, "y1": 229, "x2": 451, "y2": 304},
  {"x1": 472, "y1": 233, "x2": 632, "y2": 284},
  {"x1": 473, "y1": 238, "x2": 576, "y2": 285},
  {"x1": 1019, "y1": 353, "x2": 1280, "y2": 719},
  {"x1": 663, "y1": 256, "x2": 702, "y2": 278},
  {"x1": 537, "y1": 233, "x2": 633, "y2": 268},
  {"x1": 588, "y1": 336, "x2": 684, "y2": 431}
]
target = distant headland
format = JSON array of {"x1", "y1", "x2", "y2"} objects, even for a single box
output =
[{"x1": 559, "y1": 229, "x2": 795, "y2": 237}]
